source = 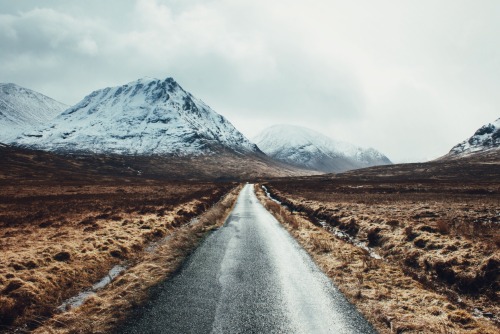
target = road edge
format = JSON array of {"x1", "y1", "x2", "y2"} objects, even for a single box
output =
[
  {"x1": 254, "y1": 184, "x2": 498, "y2": 334},
  {"x1": 32, "y1": 185, "x2": 243, "y2": 334}
]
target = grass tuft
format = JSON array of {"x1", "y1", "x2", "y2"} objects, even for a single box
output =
[{"x1": 255, "y1": 183, "x2": 499, "y2": 334}]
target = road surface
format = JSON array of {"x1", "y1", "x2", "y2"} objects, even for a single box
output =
[{"x1": 118, "y1": 184, "x2": 375, "y2": 333}]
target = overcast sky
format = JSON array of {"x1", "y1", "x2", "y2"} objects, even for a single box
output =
[{"x1": 1, "y1": 0, "x2": 499, "y2": 162}]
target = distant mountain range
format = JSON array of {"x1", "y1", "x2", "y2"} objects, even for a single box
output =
[
  {"x1": 253, "y1": 124, "x2": 391, "y2": 173},
  {"x1": 5, "y1": 77, "x2": 460, "y2": 176},
  {"x1": 14, "y1": 77, "x2": 260, "y2": 156},
  {"x1": 0, "y1": 83, "x2": 67, "y2": 142},
  {"x1": 443, "y1": 118, "x2": 500, "y2": 158}
]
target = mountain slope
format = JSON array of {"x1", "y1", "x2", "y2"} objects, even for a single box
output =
[
  {"x1": 0, "y1": 83, "x2": 68, "y2": 142},
  {"x1": 14, "y1": 77, "x2": 259, "y2": 156},
  {"x1": 443, "y1": 118, "x2": 500, "y2": 159},
  {"x1": 0, "y1": 144, "x2": 310, "y2": 183},
  {"x1": 253, "y1": 124, "x2": 391, "y2": 173}
]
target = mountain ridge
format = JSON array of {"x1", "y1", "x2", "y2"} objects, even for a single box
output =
[
  {"x1": 253, "y1": 124, "x2": 391, "y2": 173},
  {"x1": 0, "y1": 83, "x2": 68, "y2": 143},
  {"x1": 14, "y1": 77, "x2": 260, "y2": 156},
  {"x1": 441, "y1": 118, "x2": 500, "y2": 159}
]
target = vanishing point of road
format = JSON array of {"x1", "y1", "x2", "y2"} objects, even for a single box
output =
[{"x1": 118, "y1": 184, "x2": 376, "y2": 333}]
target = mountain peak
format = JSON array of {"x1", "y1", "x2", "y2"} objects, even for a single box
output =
[
  {"x1": 1, "y1": 82, "x2": 18, "y2": 89},
  {"x1": 0, "y1": 83, "x2": 68, "y2": 143},
  {"x1": 253, "y1": 124, "x2": 391, "y2": 173},
  {"x1": 128, "y1": 76, "x2": 178, "y2": 88},
  {"x1": 14, "y1": 77, "x2": 259, "y2": 156},
  {"x1": 446, "y1": 118, "x2": 500, "y2": 158}
]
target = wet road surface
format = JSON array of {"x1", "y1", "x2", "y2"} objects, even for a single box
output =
[{"x1": 118, "y1": 184, "x2": 376, "y2": 333}]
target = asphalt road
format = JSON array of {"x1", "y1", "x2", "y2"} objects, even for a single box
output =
[{"x1": 118, "y1": 184, "x2": 376, "y2": 333}]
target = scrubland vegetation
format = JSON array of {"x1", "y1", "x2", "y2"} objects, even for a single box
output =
[
  {"x1": 257, "y1": 174, "x2": 499, "y2": 334},
  {"x1": 0, "y1": 181, "x2": 239, "y2": 333}
]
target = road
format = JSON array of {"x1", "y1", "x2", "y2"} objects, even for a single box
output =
[{"x1": 118, "y1": 184, "x2": 376, "y2": 333}]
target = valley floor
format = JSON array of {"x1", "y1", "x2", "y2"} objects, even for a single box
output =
[
  {"x1": 1, "y1": 147, "x2": 498, "y2": 333},
  {"x1": 0, "y1": 179, "x2": 238, "y2": 332},
  {"x1": 258, "y1": 175, "x2": 499, "y2": 333},
  {"x1": 117, "y1": 184, "x2": 375, "y2": 333}
]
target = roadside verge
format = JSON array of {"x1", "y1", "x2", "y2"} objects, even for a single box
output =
[
  {"x1": 255, "y1": 184, "x2": 497, "y2": 334},
  {"x1": 32, "y1": 185, "x2": 242, "y2": 334}
]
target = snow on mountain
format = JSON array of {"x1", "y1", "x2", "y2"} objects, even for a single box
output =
[
  {"x1": 14, "y1": 77, "x2": 259, "y2": 156},
  {"x1": 446, "y1": 118, "x2": 500, "y2": 157},
  {"x1": 253, "y1": 124, "x2": 391, "y2": 173},
  {"x1": 0, "y1": 83, "x2": 68, "y2": 143}
]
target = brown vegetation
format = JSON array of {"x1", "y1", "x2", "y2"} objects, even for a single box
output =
[
  {"x1": 0, "y1": 179, "x2": 237, "y2": 333},
  {"x1": 0, "y1": 144, "x2": 309, "y2": 183},
  {"x1": 257, "y1": 159, "x2": 500, "y2": 334},
  {"x1": 30, "y1": 185, "x2": 241, "y2": 334}
]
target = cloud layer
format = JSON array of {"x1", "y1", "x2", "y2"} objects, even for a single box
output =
[{"x1": 1, "y1": 0, "x2": 499, "y2": 162}]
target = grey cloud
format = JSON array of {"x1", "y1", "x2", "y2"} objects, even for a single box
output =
[{"x1": 0, "y1": 0, "x2": 498, "y2": 162}]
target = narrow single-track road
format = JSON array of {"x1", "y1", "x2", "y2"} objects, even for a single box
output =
[{"x1": 118, "y1": 184, "x2": 375, "y2": 333}]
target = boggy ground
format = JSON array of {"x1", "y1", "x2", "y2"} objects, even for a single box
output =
[
  {"x1": 259, "y1": 158, "x2": 499, "y2": 333},
  {"x1": 0, "y1": 180, "x2": 236, "y2": 332},
  {"x1": 0, "y1": 143, "x2": 308, "y2": 183}
]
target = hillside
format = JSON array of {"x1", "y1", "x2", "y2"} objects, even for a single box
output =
[
  {"x1": 254, "y1": 124, "x2": 391, "y2": 173},
  {"x1": 443, "y1": 118, "x2": 500, "y2": 159},
  {"x1": 14, "y1": 77, "x2": 259, "y2": 156},
  {"x1": 0, "y1": 83, "x2": 67, "y2": 143}
]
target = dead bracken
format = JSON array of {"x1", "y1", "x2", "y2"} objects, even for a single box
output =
[
  {"x1": 0, "y1": 178, "x2": 236, "y2": 332},
  {"x1": 256, "y1": 156, "x2": 499, "y2": 334}
]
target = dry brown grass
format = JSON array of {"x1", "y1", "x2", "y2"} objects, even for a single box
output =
[
  {"x1": 0, "y1": 181, "x2": 237, "y2": 333},
  {"x1": 263, "y1": 181, "x2": 500, "y2": 318},
  {"x1": 30, "y1": 185, "x2": 241, "y2": 334},
  {"x1": 0, "y1": 144, "x2": 309, "y2": 184},
  {"x1": 255, "y1": 184, "x2": 499, "y2": 334}
]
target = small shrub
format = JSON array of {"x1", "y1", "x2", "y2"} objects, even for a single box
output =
[
  {"x1": 386, "y1": 219, "x2": 399, "y2": 229},
  {"x1": 404, "y1": 251, "x2": 420, "y2": 268},
  {"x1": 23, "y1": 260, "x2": 38, "y2": 269},
  {"x1": 413, "y1": 237, "x2": 427, "y2": 248},
  {"x1": 367, "y1": 227, "x2": 382, "y2": 247},
  {"x1": 448, "y1": 310, "x2": 473, "y2": 325},
  {"x1": 404, "y1": 225, "x2": 418, "y2": 241},
  {"x1": 2, "y1": 279, "x2": 24, "y2": 294},
  {"x1": 342, "y1": 218, "x2": 359, "y2": 236},
  {"x1": 287, "y1": 214, "x2": 299, "y2": 230},
  {"x1": 420, "y1": 225, "x2": 437, "y2": 233},
  {"x1": 39, "y1": 220, "x2": 53, "y2": 228},
  {"x1": 311, "y1": 237, "x2": 334, "y2": 253},
  {"x1": 53, "y1": 251, "x2": 71, "y2": 262},
  {"x1": 436, "y1": 220, "x2": 451, "y2": 234},
  {"x1": 266, "y1": 201, "x2": 282, "y2": 215},
  {"x1": 110, "y1": 250, "x2": 123, "y2": 258},
  {"x1": 0, "y1": 296, "x2": 18, "y2": 327},
  {"x1": 434, "y1": 260, "x2": 456, "y2": 284}
]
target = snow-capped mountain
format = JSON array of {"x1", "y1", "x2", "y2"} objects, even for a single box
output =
[
  {"x1": 14, "y1": 77, "x2": 259, "y2": 155},
  {"x1": 445, "y1": 118, "x2": 500, "y2": 158},
  {"x1": 0, "y1": 83, "x2": 68, "y2": 143},
  {"x1": 253, "y1": 124, "x2": 391, "y2": 173}
]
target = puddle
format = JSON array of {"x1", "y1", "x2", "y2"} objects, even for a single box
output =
[
  {"x1": 262, "y1": 185, "x2": 381, "y2": 260},
  {"x1": 57, "y1": 264, "x2": 127, "y2": 311},
  {"x1": 318, "y1": 221, "x2": 382, "y2": 259},
  {"x1": 58, "y1": 190, "x2": 233, "y2": 312},
  {"x1": 261, "y1": 185, "x2": 282, "y2": 205}
]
